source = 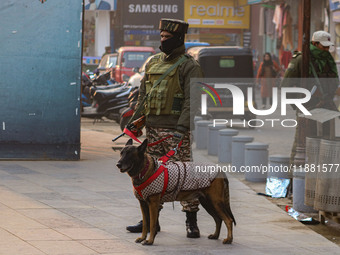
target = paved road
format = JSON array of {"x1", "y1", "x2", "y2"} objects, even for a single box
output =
[
  {"x1": 0, "y1": 115, "x2": 339, "y2": 254},
  {"x1": 0, "y1": 88, "x2": 335, "y2": 254}
]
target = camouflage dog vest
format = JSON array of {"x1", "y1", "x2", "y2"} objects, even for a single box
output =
[{"x1": 133, "y1": 161, "x2": 219, "y2": 203}]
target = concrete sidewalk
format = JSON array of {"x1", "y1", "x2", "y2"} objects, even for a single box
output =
[{"x1": 0, "y1": 129, "x2": 339, "y2": 255}]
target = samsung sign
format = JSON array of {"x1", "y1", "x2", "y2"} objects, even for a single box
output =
[
  {"x1": 128, "y1": 4, "x2": 178, "y2": 13},
  {"x1": 122, "y1": 0, "x2": 184, "y2": 29}
]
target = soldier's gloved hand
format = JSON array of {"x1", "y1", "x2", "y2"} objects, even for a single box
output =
[
  {"x1": 126, "y1": 125, "x2": 143, "y2": 138},
  {"x1": 173, "y1": 130, "x2": 184, "y2": 144}
]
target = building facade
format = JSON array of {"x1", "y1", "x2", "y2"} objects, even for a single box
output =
[{"x1": 84, "y1": 0, "x2": 338, "y2": 66}]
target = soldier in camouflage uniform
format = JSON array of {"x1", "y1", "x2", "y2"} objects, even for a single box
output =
[
  {"x1": 126, "y1": 18, "x2": 204, "y2": 238},
  {"x1": 281, "y1": 31, "x2": 339, "y2": 163}
]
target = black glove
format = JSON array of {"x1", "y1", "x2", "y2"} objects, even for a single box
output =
[{"x1": 173, "y1": 130, "x2": 184, "y2": 143}]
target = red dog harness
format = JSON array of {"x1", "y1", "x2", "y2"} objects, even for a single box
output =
[
  {"x1": 124, "y1": 125, "x2": 182, "y2": 200},
  {"x1": 133, "y1": 141, "x2": 182, "y2": 200}
]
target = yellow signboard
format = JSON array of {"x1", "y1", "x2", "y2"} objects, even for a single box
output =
[{"x1": 185, "y1": 0, "x2": 250, "y2": 29}]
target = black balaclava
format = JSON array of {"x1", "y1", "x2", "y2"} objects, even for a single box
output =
[{"x1": 160, "y1": 32, "x2": 184, "y2": 55}]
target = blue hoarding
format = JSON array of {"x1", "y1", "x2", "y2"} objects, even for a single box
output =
[{"x1": 0, "y1": 0, "x2": 83, "y2": 159}]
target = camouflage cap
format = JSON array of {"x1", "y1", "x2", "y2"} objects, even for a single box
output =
[{"x1": 159, "y1": 19, "x2": 189, "y2": 34}]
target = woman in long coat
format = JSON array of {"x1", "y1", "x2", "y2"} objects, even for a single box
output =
[{"x1": 256, "y1": 53, "x2": 280, "y2": 108}]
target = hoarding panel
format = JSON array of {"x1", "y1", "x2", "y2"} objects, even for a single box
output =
[
  {"x1": 122, "y1": 0, "x2": 184, "y2": 30},
  {"x1": 185, "y1": 0, "x2": 250, "y2": 29},
  {"x1": 0, "y1": 0, "x2": 83, "y2": 159}
]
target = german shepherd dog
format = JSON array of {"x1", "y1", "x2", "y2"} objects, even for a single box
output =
[{"x1": 116, "y1": 139, "x2": 236, "y2": 245}]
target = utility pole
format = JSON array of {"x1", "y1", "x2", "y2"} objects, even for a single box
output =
[
  {"x1": 294, "y1": 0, "x2": 311, "y2": 166},
  {"x1": 113, "y1": 0, "x2": 124, "y2": 49}
]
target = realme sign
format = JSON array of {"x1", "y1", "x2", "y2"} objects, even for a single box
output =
[{"x1": 185, "y1": 0, "x2": 250, "y2": 29}]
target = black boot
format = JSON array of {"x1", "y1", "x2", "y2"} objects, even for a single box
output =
[
  {"x1": 185, "y1": 212, "x2": 200, "y2": 238},
  {"x1": 126, "y1": 220, "x2": 143, "y2": 233},
  {"x1": 126, "y1": 220, "x2": 161, "y2": 233}
]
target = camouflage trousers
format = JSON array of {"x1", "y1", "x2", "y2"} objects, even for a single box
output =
[{"x1": 146, "y1": 126, "x2": 200, "y2": 212}]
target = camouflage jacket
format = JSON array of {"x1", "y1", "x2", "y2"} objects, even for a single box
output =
[{"x1": 281, "y1": 44, "x2": 339, "y2": 110}]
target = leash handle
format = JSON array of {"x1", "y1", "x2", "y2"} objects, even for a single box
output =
[{"x1": 159, "y1": 140, "x2": 183, "y2": 164}]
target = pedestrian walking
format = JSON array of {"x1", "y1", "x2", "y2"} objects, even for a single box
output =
[{"x1": 256, "y1": 53, "x2": 280, "y2": 109}]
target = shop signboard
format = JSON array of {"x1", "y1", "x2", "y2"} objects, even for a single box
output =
[
  {"x1": 330, "y1": 0, "x2": 340, "y2": 11},
  {"x1": 185, "y1": 0, "x2": 250, "y2": 29},
  {"x1": 121, "y1": 0, "x2": 184, "y2": 30}
]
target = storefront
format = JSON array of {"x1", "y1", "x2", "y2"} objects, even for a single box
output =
[
  {"x1": 249, "y1": 0, "x2": 299, "y2": 69},
  {"x1": 329, "y1": 0, "x2": 340, "y2": 61},
  {"x1": 117, "y1": 0, "x2": 250, "y2": 47},
  {"x1": 250, "y1": 0, "x2": 331, "y2": 72},
  {"x1": 184, "y1": 0, "x2": 250, "y2": 46},
  {"x1": 119, "y1": 0, "x2": 184, "y2": 48},
  {"x1": 83, "y1": 0, "x2": 115, "y2": 57}
]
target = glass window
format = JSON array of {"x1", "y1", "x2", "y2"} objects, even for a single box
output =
[
  {"x1": 108, "y1": 55, "x2": 117, "y2": 68},
  {"x1": 98, "y1": 55, "x2": 108, "y2": 68},
  {"x1": 122, "y1": 52, "x2": 153, "y2": 68},
  {"x1": 219, "y1": 58, "x2": 235, "y2": 68}
]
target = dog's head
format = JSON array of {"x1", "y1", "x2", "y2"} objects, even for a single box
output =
[{"x1": 116, "y1": 138, "x2": 148, "y2": 177}]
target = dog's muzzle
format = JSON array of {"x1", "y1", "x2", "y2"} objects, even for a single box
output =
[
  {"x1": 116, "y1": 162, "x2": 126, "y2": 173},
  {"x1": 117, "y1": 162, "x2": 133, "y2": 173}
]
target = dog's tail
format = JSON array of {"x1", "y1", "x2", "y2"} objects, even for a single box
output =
[{"x1": 223, "y1": 177, "x2": 236, "y2": 226}]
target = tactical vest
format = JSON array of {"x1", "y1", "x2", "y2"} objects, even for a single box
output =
[{"x1": 144, "y1": 54, "x2": 186, "y2": 116}]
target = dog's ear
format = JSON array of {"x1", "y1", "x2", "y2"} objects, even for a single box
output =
[
  {"x1": 138, "y1": 139, "x2": 148, "y2": 154},
  {"x1": 126, "y1": 139, "x2": 133, "y2": 146}
]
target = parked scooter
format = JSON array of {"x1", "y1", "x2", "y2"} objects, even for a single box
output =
[
  {"x1": 82, "y1": 81, "x2": 134, "y2": 123},
  {"x1": 81, "y1": 71, "x2": 113, "y2": 109},
  {"x1": 81, "y1": 70, "x2": 125, "y2": 117}
]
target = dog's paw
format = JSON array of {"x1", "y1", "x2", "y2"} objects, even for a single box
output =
[
  {"x1": 135, "y1": 237, "x2": 146, "y2": 243},
  {"x1": 222, "y1": 237, "x2": 233, "y2": 244},
  {"x1": 208, "y1": 234, "x2": 219, "y2": 239},
  {"x1": 142, "y1": 240, "x2": 154, "y2": 245}
]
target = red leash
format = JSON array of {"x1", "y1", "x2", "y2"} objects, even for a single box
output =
[{"x1": 123, "y1": 128, "x2": 173, "y2": 147}]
